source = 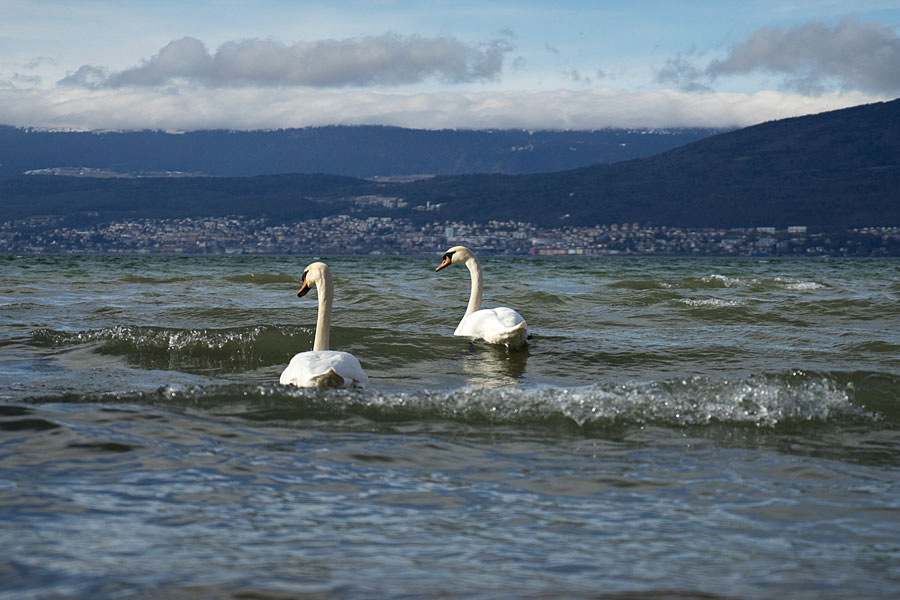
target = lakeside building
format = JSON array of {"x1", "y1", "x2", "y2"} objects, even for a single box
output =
[{"x1": 2, "y1": 216, "x2": 899, "y2": 257}]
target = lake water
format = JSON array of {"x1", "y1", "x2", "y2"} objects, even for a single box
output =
[{"x1": 2, "y1": 253, "x2": 899, "y2": 599}]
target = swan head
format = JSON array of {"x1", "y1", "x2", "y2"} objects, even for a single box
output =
[
  {"x1": 297, "y1": 261, "x2": 331, "y2": 297},
  {"x1": 436, "y1": 246, "x2": 474, "y2": 271}
]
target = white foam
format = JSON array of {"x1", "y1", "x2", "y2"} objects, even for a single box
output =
[
  {"x1": 261, "y1": 373, "x2": 870, "y2": 429},
  {"x1": 679, "y1": 298, "x2": 742, "y2": 308}
]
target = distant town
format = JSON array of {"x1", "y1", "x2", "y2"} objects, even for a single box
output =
[{"x1": 2, "y1": 214, "x2": 899, "y2": 257}]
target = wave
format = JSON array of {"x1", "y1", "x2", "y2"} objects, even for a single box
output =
[
  {"x1": 225, "y1": 273, "x2": 297, "y2": 285},
  {"x1": 702, "y1": 274, "x2": 744, "y2": 288},
  {"x1": 120, "y1": 272, "x2": 296, "y2": 285},
  {"x1": 677, "y1": 297, "x2": 744, "y2": 308},
  {"x1": 607, "y1": 279, "x2": 675, "y2": 290},
  {"x1": 607, "y1": 274, "x2": 830, "y2": 292},
  {"x1": 528, "y1": 290, "x2": 580, "y2": 307},
  {"x1": 26, "y1": 371, "x2": 885, "y2": 431},
  {"x1": 31, "y1": 325, "x2": 308, "y2": 374},
  {"x1": 792, "y1": 298, "x2": 891, "y2": 319},
  {"x1": 118, "y1": 275, "x2": 200, "y2": 284},
  {"x1": 774, "y1": 278, "x2": 826, "y2": 291},
  {"x1": 705, "y1": 274, "x2": 830, "y2": 291},
  {"x1": 845, "y1": 341, "x2": 900, "y2": 354}
]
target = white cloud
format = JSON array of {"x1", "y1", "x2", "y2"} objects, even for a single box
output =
[
  {"x1": 23, "y1": 56, "x2": 58, "y2": 70},
  {"x1": 4, "y1": 17, "x2": 894, "y2": 132},
  {"x1": 655, "y1": 18, "x2": 900, "y2": 95},
  {"x1": 706, "y1": 18, "x2": 900, "y2": 94},
  {"x1": 656, "y1": 51, "x2": 714, "y2": 93},
  {"x1": 59, "y1": 33, "x2": 515, "y2": 89},
  {"x1": 0, "y1": 85, "x2": 880, "y2": 131}
]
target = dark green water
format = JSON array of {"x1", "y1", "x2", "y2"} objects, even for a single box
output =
[{"x1": 1, "y1": 254, "x2": 899, "y2": 599}]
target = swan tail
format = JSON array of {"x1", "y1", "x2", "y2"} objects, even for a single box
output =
[
  {"x1": 470, "y1": 320, "x2": 529, "y2": 348},
  {"x1": 497, "y1": 321, "x2": 529, "y2": 349},
  {"x1": 310, "y1": 368, "x2": 346, "y2": 389}
]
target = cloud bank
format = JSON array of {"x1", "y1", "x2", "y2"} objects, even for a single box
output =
[
  {"x1": 658, "y1": 17, "x2": 900, "y2": 95},
  {"x1": 0, "y1": 86, "x2": 877, "y2": 131},
  {"x1": 1, "y1": 20, "x2": 894, "y2": 132},
  {"x1": 60, "y1": 33, "x2": 515, "y2": 88}
]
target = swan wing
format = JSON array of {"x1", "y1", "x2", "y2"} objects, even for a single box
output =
[
  {"x1": 455, "y1": 307, "x2": 529, "y2": 348},
  {"x1": 280, "y1": 350, "x2": 369, "y2": 388}
]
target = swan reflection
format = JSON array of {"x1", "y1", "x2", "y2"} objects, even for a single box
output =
[{"x1": 461, "y1": 344, "x2": 529, "y2": 387}]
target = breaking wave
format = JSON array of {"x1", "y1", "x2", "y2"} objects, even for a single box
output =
[
  {"x1": 31, "y1": 325, "x2": 307, "y2": 373},
  {"x1": 28, "y1": 370, "x2": 885, "y2": 431}
]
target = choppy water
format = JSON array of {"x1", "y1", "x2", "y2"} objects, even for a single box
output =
[{"x1": 2, "y1": 254, "x2": 899, "y2": 599}]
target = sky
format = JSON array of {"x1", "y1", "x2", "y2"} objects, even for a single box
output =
[{"x1": 1, "y1": 0, "x2": 898, "y2": 131}]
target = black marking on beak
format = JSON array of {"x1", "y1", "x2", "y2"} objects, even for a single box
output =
[
  {"x1": 435, "y1": 251, "x2": 455, "y2": 271},
  {"x1": 297, "y1": 270, "x2": 311, "y2": 297}
]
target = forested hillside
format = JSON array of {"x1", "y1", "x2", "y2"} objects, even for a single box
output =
[
  {"x1": 2, "y1": 99, "x2": 897, "y2": 230},
  {"x1": 0, "y1": 125, "x2": 719, "y2": 178}
]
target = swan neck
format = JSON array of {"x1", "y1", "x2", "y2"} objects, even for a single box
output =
[
  {"x1": 313, "y1": 276, "x2": 333, "y2": 351},
  {"x1": 464, "y1": 255, "x2": 483, "y2": 317}
]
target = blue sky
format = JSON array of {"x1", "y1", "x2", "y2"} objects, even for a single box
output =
[{"x1": 1, "y1": 0, "x2": 898, "y2": 130}]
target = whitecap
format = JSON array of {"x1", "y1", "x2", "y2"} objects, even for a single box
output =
[
  {"x1": 775, "y1": 278, "x2": 826, "y2": 290},
  {"x1": 703, "y1": 274, "x2": 742, "y2": 288},
  {"x1": 203, "y1": 372, "x2": 871, "y2": 429},
  {"x1": 678, "y1": 298, "x2": 742, "y2": 308}
]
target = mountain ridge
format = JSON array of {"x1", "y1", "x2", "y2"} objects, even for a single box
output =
[
  {"x1": 0, "y1": 124, "x2": 721, "y2": 178},
  {"x1": 393, "y1": 98, "x2": 900, "y2": 228},
  {"x1": 1, "y1": 99, "x2": 898, "y2": 231}
]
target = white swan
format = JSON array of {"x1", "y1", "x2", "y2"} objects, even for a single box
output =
[
  {"x1": 280, "y1": 262, "x2": 369, "y2": 389},
  {"x1": 435, "y1": 246, "x2": 529, "y2": 349}
]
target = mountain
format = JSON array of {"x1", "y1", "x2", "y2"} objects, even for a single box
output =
[
  {"x1": 1, "y1": 99, "x2": 897, "y2": 230},
  {"x1": 395, "y1": 98, "x2": 900, "y2": 229},
  {"x1": 0, "y1": 125, "x2": 720, "y2": 178},
  {"x1": 0, "y1": 173, "x2": 372, "y2": 224}
]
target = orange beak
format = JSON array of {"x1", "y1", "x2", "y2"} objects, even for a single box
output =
[
  {"x1": 297, "y1": 280, "x2": 311, "y2": 297},
  {"x1": 435, "y1": 255, "x2": 452, "y2": 271}
]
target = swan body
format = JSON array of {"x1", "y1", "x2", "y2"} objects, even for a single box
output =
[
  {"x1": 279, "y1": 262, "x2": 369, "y2": 389},
  {"x1": 436, "y1": 246, "x2": 529, "y2": 349},
  {"x1": 454, "y1": 306, "x2": 528, "y2": 346},
  {"x1": 280, "y1": 350, "x2": 367, "y2": 389}
]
